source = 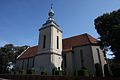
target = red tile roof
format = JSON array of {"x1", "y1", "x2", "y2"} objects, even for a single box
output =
[
  {"x1": 62, "y1": 33, "x2": 97, "y2": 52},
  {"x1": 17, "y1": 33, "x2": 98, "y2": 59},
  {"x1": 17, "y1": 46, "x2": 38, "y2": 59}
]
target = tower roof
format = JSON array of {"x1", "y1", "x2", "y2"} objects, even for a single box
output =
[
  {"x1": 43, "y1": 3, "x2": 56, "y2": 25},
  {"x1": 39, "y1": 1, "x2": 61, "y2": 32},
  {"x1": 48, "y1": 0, "x2": 54, "y2": 21}
]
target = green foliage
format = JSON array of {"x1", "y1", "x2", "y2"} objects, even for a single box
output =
[
  {"x1": 77, "y1": 67, "x2": 89, "y2": 77},
  {"x1": 52, "y1": 67, "x2": 57, "y2": 75},
  {"x1": 21, "y1": 70, "x2": 26, "y2": 74},
  {"x1": 94, "y1": 9, "x2": 120, "y2": 63},
  {"x1": 44, "y1": 69, "x2": 48, "y2": 75},
  {"x1": 31, "y1": 68, "x2": 35, "y2": 74},
  {"x1": 54, "y1": 70, "x2": 59, "y2": 75},
  {"x1": 95, "y1": 63, "x2": 103, "y2": 77},
  {"x1": 110, "y1": 63, "x2": 120, "y2": 77},
  {"x1": 10, "y1": 68, "x2": 16, "y2": 74},
  {"x1": 0, "y1": 44, "x2": 29, "y2": 74},
  {"x1": 52, "y1": 67, "x2": 63, "y2": 75},
  {"x1": 104, "y1": 64, "x2": 113, "y2": 77},
  {"x1": 10, "y1": 69, "x2": 27, "y2": 75}
]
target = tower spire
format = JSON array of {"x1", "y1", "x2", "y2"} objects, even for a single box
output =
[
  {"x1": 47, "y1": 0, "x2": 55, "y2": 21},
  {"x1": 43, "y1": 0, "x2": 59, "y2": 26}
]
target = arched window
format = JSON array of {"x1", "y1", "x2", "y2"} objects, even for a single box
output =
[
  {"x1": 43, "y1": 35, "x2": 46, "y2": 48},
  {"x1": 57, "y1": 36, "x2": 59, "y2": 49},
  {"x1": 96, "y1": 48, "x2": 102, "y2": 65}
]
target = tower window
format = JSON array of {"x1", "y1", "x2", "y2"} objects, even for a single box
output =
[
  {"x1": 57, "y1": 36, "x2": 59, "y2": 49},
  {"x1": 43, "y1": 35, "x2": 46, "y2": 48}
]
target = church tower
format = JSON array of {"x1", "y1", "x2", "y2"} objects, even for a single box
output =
[{"x1": 34, "y1": 2, "x2": 62, "y2": 75}]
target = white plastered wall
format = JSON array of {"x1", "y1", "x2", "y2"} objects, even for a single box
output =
[
  {"x1": 91, "y1": 46, "x2": 106, "y2": 76},
  {"x1": 63, "y1": 51, "x2": 74, "y2": 75},
  {"x1": 73, "y1": 45, "x2": 95, "y2": 76},
  {"x1": 38, "y1": 26, "x2": 62, "y2": 54}
]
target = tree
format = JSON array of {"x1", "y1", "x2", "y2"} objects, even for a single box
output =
[
  {"x1": 0, "y1": 44, "x2": 29, "y2": 74},
  {"x1": 104, "y1": 64, "x2": 113, "y2": 77},
  {"x1": 94, "y1": 9, "x2": 120, "y2": 63}
]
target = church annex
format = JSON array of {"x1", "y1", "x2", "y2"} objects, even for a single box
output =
[{"x1": 15, "y1": 4, "x2": 106, "y2": 76}]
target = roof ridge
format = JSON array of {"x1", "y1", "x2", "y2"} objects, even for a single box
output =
[
  {"x1": 63, "y1": 33, "x2": 88, "y2": 40},
  {"x1": 85, "y1": 34, "x2": 92, "y2": 44},
  {"x1": 85, "y1": 34, "x2": 98, "y2": 44},
  {"x1": 30, "y1": 45, "x2": 38, "y2": 48}
]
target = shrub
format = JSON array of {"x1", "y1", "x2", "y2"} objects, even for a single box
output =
[
  {"x1": 44, "y1": 69, "x2": 48, "y2": 75},
  {"x1": 22, "y1": 70, "x2": 26, "y2": 74},
  {"x1": 95, "y1": 63, "x2": 103, "y2": 77},
  {"x1": 41, "y1": 72, "x2": 44, "y2": 75},
  {"x1": 104, "y1": 64, "x2": 113, "y2": 77},
  {"x1": 55, "y1": 70, "x2": 59, "y2": 75},
  {"x1": 77, "y1": 67, "x2": 89, "y2": 77},
  {"x1": 41, "y1": 69, "x2": 48, "y2": 75},
  {"x1": 10, "y1": 68, "x2": 16, "y2": 74},
  {"x1": 31, "y1": 68, "x2": 35, "y2": 74},
  {"x1": 52, "y1": 67, "x2": 63, "y2": 75},
  {"x1": 26, "y1": 69, "x2": 32, "y2": 74},
  {"x1": 52, "y1": 67, "x2": 57, "y2": 75},
  {"x1": 110, "y1": 63, "x2": 120, "y2": 77}
]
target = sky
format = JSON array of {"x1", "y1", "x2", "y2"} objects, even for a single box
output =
[{"x1": 0, "y1": 0, "x2": 120, "y2": 47}]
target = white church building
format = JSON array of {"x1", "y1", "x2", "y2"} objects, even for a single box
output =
[{"x1": 15, "y1": 6, "x2": 106, "y2": 76}]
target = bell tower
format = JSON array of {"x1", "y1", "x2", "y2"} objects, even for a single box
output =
[{"x1": 35, "y1": 0, "x2": 62, "y2": 75}]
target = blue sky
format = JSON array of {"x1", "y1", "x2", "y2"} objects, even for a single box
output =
[{"x1": 0, "y1": 0, "x2": 120, "y2": 47}]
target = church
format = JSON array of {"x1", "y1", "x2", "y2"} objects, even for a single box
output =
[{"x1": 15, "y1": 5, "x2": 106, "y2": 76}]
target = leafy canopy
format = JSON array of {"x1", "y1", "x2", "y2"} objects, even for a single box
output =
[
  {"x1": 94, "y1": 9, "x2": 120, "y2": 63},
  {"x1": 0, "y1": 44, "x2": 29, "y2": 74}
]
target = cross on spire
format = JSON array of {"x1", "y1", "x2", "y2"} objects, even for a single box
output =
[
  {"x1": 47, "y1": 0, "x2": 55, "y2": 21},
  {"x1": 43, "y1": 0, "x2": 59, "y2": 27},
  {"x1": 51, "y1": 0, "x2": 53, "y2": 9}
]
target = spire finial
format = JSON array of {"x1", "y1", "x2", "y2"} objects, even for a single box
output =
[
  {"x1": 48, "y1": 0, "x2": 55, "y2": 21},
  {"x1": 51, "y1": 0, "x2": 53, "y2": 9}
]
